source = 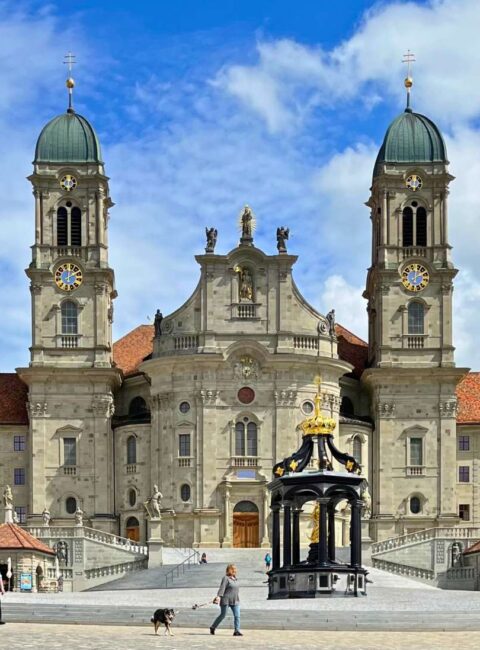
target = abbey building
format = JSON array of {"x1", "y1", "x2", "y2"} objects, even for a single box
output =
[{"x1": 1, "y1": 84, "x2": 480, "y2": 548}]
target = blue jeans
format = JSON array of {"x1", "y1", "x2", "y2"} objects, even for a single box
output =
[{"x1": 211, "y1": 604, "x2": 240, "y2": 632}]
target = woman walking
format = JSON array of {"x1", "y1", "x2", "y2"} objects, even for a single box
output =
[{"x1": 210, "y1": 563, "x2": 242, "y2": 636}]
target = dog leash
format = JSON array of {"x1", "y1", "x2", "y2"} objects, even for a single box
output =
[{"x1": 191, "y1": 602, "x2": 212, "y2": 610}]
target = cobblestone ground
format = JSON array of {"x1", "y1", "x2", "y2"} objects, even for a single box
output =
[{"x1": 2, "y1": 624, "x2": 480, "y2": 650}]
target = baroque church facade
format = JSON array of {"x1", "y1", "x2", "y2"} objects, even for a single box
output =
[{"x1": 1, "y1": 81, "x2": 480, "y2": 548}]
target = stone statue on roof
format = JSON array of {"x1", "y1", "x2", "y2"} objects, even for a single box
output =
[
  {"x1": 205, "y1": 227, "x2": 218, "y2": 253},
  {"x1": 3, "y1": 485, "x2": 13, "y2": 508},
  {"x1": 154, "y1": 310, "x2": 163, "y2": 337}
]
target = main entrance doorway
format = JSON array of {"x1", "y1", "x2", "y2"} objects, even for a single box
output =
[
  {"x1": 125, "y1": 516, "x2": 140, "y2": 542},
  {"x1": 233, "y1": 501, "x2": 259, "y2": 548}
]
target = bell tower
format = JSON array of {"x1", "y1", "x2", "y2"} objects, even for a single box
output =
[
  {"x1": 362, "y1": 62, "x2": 468, "y2": 541},
  {"x1": 18, "y1": 59, "x2": 120, "y2": 530}
]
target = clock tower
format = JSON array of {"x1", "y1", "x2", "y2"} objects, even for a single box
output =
[
  {"x1": 18, "y1": 67, "x2": 121, "y2": 530},
  {"x1": 362, "y1": 71, "x2": 468, "y2": 540}
]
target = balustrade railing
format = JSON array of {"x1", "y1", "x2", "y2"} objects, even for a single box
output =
[
  {"x1": 406, "y1": 465, "x2": 425, "y2": 476},
  {"x1": 174, "y1": 335, "x2": 199, "y2": 351},
  {"x1": 406, "y1": 335, "x2": 425, "y2": 349},
  {"x1": 231, "y1": 456, "x2": 258, "y2": 467},
  {"x1": 372, "y1": 526, "x2": 480, "y2": 555},
  {"x1": 372, "y1": 558, "x2": 434, "y2": 581},
  {"x1": 178, "y1": 457, "x2": 192, "y2": 467},
  {"x1": 61, "y1": 335, "x2": 79, "y2": 348},
  {"x1": 85, "y1": 558, "x2": 148, "y2": 580},
  {"x1": 293, "y1": 336, "x2": 319, "y2": 350},
  {"x1": 63, "y1": 466, "x2": 77, "y2": 476}
]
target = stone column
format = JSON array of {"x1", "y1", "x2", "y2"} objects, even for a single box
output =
[
  {"x1": 317, "y1": 498, "x2": 329, "y2": 568},
  {"x1": 272, "y1": 505, "x2": 281, "y2": 570},
  {"x1": 260, "y1": 487, "x2": 270, "y2": 548},
  {"x1": 283, "y1": 503, "x2": 292, "y2": 567},
  {"x1": 292, "y1": 507, "x2": 302, "y2": 565},
  {"x1": 222, "y1": 484, "x2": 232, "y2": 547}
]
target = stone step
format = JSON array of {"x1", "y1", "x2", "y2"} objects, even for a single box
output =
[{"x1": 3, "y1": 602, "x2": 480, "y2": 630}]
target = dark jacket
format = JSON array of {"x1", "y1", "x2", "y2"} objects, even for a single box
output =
[{"x1": 217, "y1": 575, "x2": 240, "y2": 605}]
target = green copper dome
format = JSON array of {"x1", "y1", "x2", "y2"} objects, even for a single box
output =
[
  {"x1": 374, "y1": 109, "x2": 447, "y2": 174},
  {"x1": 35, "y1": 111, "x2": 102, "y2": 164}
]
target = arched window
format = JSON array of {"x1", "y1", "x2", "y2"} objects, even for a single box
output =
[
  {"x1": 235, "y1": 422, "x2": 245, "y2": 456},
  {"x1": 61, "y1": 300, "x2": 78, "y2": 334},
  {"x1": 235, "y1": 419, "x2": 257, "y2": 456},
  {"x1": 410, "y1": 496, "x2": 421, "y2": 514},
  {"x1": 57, "y1": 207, "x2": 68, "y2": 245},
  {"x1": 71, "y1": 207, "x2": 82, "y2": 246},
  {"x1": 180, "y1": 484, "x2": 191, "y2": 502},
  {"x1": 353, "y1": 437, "x2": 362, "y2": 464},
  {"x1": 56, "y1": 204, "x2": 82, "y2": 246},
  {"x1": 416, "y1": 207, "x2": 427, "y2": 246},
  {"x1": 340, "y1": 396, "x2": 354, "y2": 416},
  {"x1": 127, "y1": 435, "x2": 136, "y2": 465},
  {"x1": 402, "y1": 207, "x2": 413, "y2": 247},
  {"x1": 66, "y1": 496, "x2": 77, "y2": 514},
  {"x1": 408, "y1": 302, "x2": 424, "y2": 334},
  {"x1": 129, "y1": 396, "x2": 149, "y2": 416}
]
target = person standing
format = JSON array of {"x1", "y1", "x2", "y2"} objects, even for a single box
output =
[
  {"x1": 210, "y1": 564, "x2": 242, "y2": 636},
  {"x1": 264, "y1": 552, "x2": 272, "y2": 571}
]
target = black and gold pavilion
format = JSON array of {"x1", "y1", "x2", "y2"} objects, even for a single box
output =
[{"x1": 268, "y1": 381, "x2": 367, "y2": 598}]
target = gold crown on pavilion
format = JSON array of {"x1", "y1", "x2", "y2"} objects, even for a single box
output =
[{"x1": 300, "y1": 376, "x2": 336, "y2": 436}]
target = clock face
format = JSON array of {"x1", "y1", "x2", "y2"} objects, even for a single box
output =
[
  {"x1": 60, "y1": 175, "x2": 77, "y2": 192},
  {"x1": 401, "y1": 263, "x2": 429, "y2": 292},
  {"x1": 54, "y1": 262, "x2": 83, "y2": 291},
  {"x1": 406, "y1": 174, "x2": 423, "y2": 192}
]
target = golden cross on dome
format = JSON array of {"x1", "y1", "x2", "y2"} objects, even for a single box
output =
[
  {"x1": 402, "y1": 50, "x2": 415, "y2": 110},
  {"x1": 63, "y1": 52, "x2": 76, "y2": 112}
]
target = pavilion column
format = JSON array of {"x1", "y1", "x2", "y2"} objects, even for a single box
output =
[
  {"x1": 223, "y1": 484, "x2": 231, "y2": 547},
  {"x1": 328, "y1": 505, "x2": 336, "y2": 563},
  {"x1": 350, "y1": 499, "x2": 362, "y2": 568},
  {"x1": 317, "y1": 497, "x2": 329, "y2": 568},
  {"x1": 283, "y1": 503, "x2": 292, "y2": 567},
  {"x1": 292, "y1": 507, "x2": 302, "y2": 565},
  {"x1": 272, "y1": 505, "x2": 281, "y2": 570}
]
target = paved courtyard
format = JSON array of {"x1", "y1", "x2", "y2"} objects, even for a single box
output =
[{"x1": 2, "y1": 624, "x2": 480, "y2": 650}]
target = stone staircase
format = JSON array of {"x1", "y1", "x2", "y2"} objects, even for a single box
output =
[
  {"x1": 26, "y1": 525, "x2": 148, "y2": 591},
  {"x1": 371, "y1": 526, "x2": 480, "y2": 585}
]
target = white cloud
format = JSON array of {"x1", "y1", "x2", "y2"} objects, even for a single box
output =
[
  {"x1": 216, "y1": 0, "x2": 480, "y2": 131},
  {"x1": 318, "y1": 275, "x2": 367, "y2": 342}
]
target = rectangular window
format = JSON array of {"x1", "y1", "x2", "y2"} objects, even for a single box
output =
[
  {"x1": 64, "y1": 437, "x2": 77, "y2": 466},
  {"x1": 459, "y1": 466, "x2": 470, "y2": 482},
  {"x1": 410, "y1": 438, "x2": 423, "y2": 466},
  {"x1": 14, "y1": 468, "x2": 25, "y2": 485},
  {"x1": 15, "y1": 506, "x2": 27, "y2": 524},
  {"x1": 458, "y1": 436, "x2": 470, "y2": 451},
  {"x1": 246, "y1": 422, "x2": 257, "y2": 456},
  {"x1": 14, "y1": 435, "x2": 26, "y2": 451},
  {"x1": 178, "y1": 434, "x2": 191, "y2": 457},
  {"x1": 459, "y1": 504, "x2": 470, "y2": 521}
]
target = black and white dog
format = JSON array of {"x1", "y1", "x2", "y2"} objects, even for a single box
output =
[{"x1": 151, "y1": 608, "x2": 176, "y2": 636}]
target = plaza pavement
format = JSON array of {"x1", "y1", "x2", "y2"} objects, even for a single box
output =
[
  {"x1": 3, "y1": 564, "x2": 480, "y2": 631},
  {"x1": 3, "y1": 624, "x2": 480, "y2": 650}
]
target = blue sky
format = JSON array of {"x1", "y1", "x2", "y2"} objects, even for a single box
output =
[{"x1": 1, "y1": 0, "x2": 480, "y2": 372}]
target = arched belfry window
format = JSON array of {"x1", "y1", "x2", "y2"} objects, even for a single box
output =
[
  {"x1": 61, "y1": 300, "x2": 78, "y2": 334},
  {"x1": 402, "y1": 207, "x2": 413, "y2": 247},
  {"x1": 416, "y1": 207, "x2": 427, "y2": 246},
  {"x1": 403, "y1": 203, "x2": 427, "y2": 247},
  {"x1": 408, "y1": 301, "x2": 424, "y2": 334},
  {"x1": 57, "y1": 204, "x2": 82, "y2": 246},
  {"x1": 235, "y1": 418, "x2": 257, "y2": 456}
]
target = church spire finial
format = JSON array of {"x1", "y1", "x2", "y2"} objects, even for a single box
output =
[
  {"x1": 64, "y1": 52, "x2": 76, "y2": 114},
  {"x1": 402, "y1": 50, "x2": 415, "y2": 112}
]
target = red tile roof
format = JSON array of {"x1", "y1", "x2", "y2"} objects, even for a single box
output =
[
  {"x1": 336, "y1": 324, "x2": 369, "y2": 379},
  {"x1": 456, "y1": 372, "x2": 480, "y2": 424},
  {"x1": 112, "y1": 324, "x2": 154, "y2": 376},
  {"x1": 0, "y1": 523, "x2": 55, "y2": 555},
  {"x1": 0, "y1": 373, "x2": 28, "y2": 425},
  {"x1": 463, "y1": 540, "x2": 480, "y2": 555}
]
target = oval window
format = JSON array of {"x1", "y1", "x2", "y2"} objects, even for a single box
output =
[
  {"x1": 410, "y1": 496, "x2": 421, "y2": 514},
  {"x1": 179, "y1": 401, "x2": 190, "y2": 414},
  {"x1": 180, "y1": 484, "x2": 191, "y2": 502},
  {"x1": 128, "y1": 489, "x2": 136, "y2": 507},
  {"x1": 302, "y1": 401, "x2": 314, "y2": 415},
  {"x1": 66, "y1": 497, "x2": 77, "y2": 514}
]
